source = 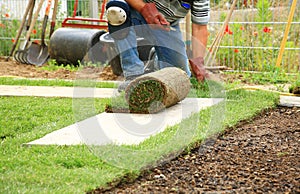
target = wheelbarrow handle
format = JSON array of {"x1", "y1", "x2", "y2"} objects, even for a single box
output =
[
  {"x1": 61, "y1": 17, "x2": 108, "y2": 30},
  {"x1": 24, "y1": 0, "x2": 45, "y2": 49},
  {"x1": 100, "y1": 0, "x2": 107, "y2": 20}
]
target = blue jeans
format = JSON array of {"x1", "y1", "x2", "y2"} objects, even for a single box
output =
[{"x1": 114, "y1": 7, "x2": 191, "y2": 78}]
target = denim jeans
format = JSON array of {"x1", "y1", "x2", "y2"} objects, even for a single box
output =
[{"x1": 114, "y1": 7, "x2": 191, "y2": 78}]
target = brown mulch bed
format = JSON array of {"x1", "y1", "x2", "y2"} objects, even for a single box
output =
[{"x1": 93, "y1": 106, "x2": 300, "y2": 193}]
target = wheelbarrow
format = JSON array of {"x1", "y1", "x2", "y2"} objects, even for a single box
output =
[
  {"x1": 61, "y1": 0, "x2": 108, "y2": 30},
  {"x1": 48, "y1": 0, "x2": 108, "y2": 66},
  {"x1": 49, "y1": 28, "x2": 107, "y2": 65}
]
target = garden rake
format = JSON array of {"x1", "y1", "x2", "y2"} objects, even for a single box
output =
[
  {"x1": 6, "y1": 0, "x2": 34, "y2": 61},
  {"x1": 13, "y1": 0, "x2": 45, "y2": 64},
  {"x1": 204, "y1": 0, "x2": 238, "y2": 69}
]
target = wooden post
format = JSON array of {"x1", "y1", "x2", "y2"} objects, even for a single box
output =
[{"x1": 275, "y1": 0, "x2": 298, "y2": 67}]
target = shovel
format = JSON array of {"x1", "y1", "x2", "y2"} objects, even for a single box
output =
[
  {"x1": 27, "y1": 0, "x2": 52, "y2": 66},
  {"x1": 18, "y1": 0, "x2": 35, "y2": 64},
  {"x1": 14, "y1": 0, "x2": 45, "y2": 64}
]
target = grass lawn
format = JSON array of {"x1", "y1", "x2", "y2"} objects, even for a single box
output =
[
  {"x1": 0, "y1": 77, "x2": 117, "y2": 88},
  {"x1": 0, "y1": 85, "x2": 279, "y2": 193}
]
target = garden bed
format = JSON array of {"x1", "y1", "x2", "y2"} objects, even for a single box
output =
[{"x1": 93, "y1": 106, "x2": 300, "y2": 193}]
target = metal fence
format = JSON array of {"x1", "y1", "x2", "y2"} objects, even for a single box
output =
[
  {"x1": 0, "y1": 0, "x2": 299, "y2": 72},
  {"x1": 0, "y1": 0, "x2": 104, "y2": 57},
  {"x1": 207, "y1": 0, "x2": 300, "y2": 72}
]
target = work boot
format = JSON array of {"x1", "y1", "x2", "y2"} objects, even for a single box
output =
[{"x1": 117, "y1": 74, "x2": 142, "y2": 92}]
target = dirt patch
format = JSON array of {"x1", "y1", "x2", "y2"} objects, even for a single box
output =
[
  {"x1": 0, "y1": 57, "x2": 122, "y2": 81},
  {"x1": 0, "y1": 57, "x2": 248, "y2": 84},
  {"x1": 93, "y1": 106, "x2": 300, "y2": 193},
  {"x1": 0, "y1": 57, "x2": 295, "y2": 94}
]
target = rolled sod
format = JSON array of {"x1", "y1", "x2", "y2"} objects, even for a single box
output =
[{"x1": 125, "y1": 67, "x2": 191, "y2": 113}]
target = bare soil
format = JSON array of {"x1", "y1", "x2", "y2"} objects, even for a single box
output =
[
  {"x1": 94, "y1": 106, "x2": 300, "y2": 194},
  {"x1": 0, "y1": 56, "x2": 263, "y2": 84},
  {"x1": 0, "y1": 57, "x2": 122, "y2": 81}
]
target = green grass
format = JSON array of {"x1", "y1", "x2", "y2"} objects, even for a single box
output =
[
  {"x1": 105, "y1": 79, "x2": 225, "y2": 114},
  {"x1": 95, "y1": 89, "x2": 279, "y2": 172},
  {"x1": 223, "y1": 71, "x2": 299, "y2": 85},
  {"x1": 40, "y1": 60, "x2": 80, "y2": 72},
  {"x1": 0, "y1": 88, "x2": 279, "y2": 193},
  {"x1": 289, "y1": 75, "x2": 300, "y2": 93},
  {"x1": 189, "y1": 78, "x2": 225, "y2": 98},
  {"x1": 0, "y1": 77, "x2": 117, "y2": 88}
]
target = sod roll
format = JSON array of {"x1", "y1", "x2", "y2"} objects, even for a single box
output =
[{"x1": 125, "y1": 67, "x2": 191, "y2": 113}]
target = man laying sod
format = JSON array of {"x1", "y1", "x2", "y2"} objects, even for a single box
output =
[{"x1": 105, "y1": 0, "x2": 210, "y2": 92}]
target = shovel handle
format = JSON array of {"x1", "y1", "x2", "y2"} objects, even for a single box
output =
[
  {"x1": 24, "y1": 0, "x2": 45, "y2": 48},
  {"x1": 26, "y1": 0, "x2": 35, "y2": 31},
  {"x1": 40, "y1": 0, "x2": 52, "y2": 45},
  {"x1": 49, "y1": 0, "x2": 58, "y2": 38},
  {"x1": 7, "y1": 0, "x2": 34, "y2": 59}
]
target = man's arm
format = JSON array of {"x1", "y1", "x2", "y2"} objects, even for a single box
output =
[
  {"x1": 189, "y1": 23, "x2": 210, "y2": 82},
  {"x1": 125, "y1": 0, "x2": 169, "y2": 28},
  {"x1": 190, "y1": 0, "x2": 210, "y2": 58},
  {"x1": 125, "y1": 0, "x2": 145, "y2": 12},
  {"x1": 192, "y1": 23, "x2": 209, "y2": 58}
]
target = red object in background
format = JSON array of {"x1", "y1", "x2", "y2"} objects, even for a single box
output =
[
  {"x1": 61, "y1": 0, "x2": 108, "y2": 30},
  {"x1": 243, "y1": 0, "x2": 258, "y2": 7},
  {"x1": 224, "y1": 25, "x2": 233, "y2": 35},
  {"x1": 263, "y1": 26, "x2": 271, "y2": 33}
]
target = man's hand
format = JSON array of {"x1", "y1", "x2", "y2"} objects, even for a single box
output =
[
  {"x1": 140, "y1": 3, "x2": 170, "y2": 30},
  {"x1": 189, "y1": 57, "x2": 209, "y2": 82}
]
